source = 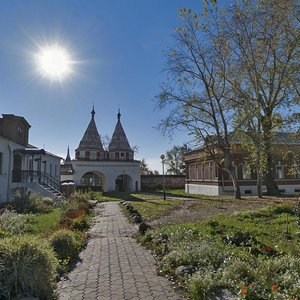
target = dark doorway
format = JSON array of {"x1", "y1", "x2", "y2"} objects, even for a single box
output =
[{"x1": 12, "y1": 154, "x2": 22, "y2": 182}]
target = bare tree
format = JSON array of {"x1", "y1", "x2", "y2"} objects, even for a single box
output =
[{"x1": 157, "y1": 8, "x2": 245, "y2": 199}]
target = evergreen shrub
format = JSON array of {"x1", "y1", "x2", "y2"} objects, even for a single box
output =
[
  {"x1": 0, "y1": 209, "x2": 30, "y2": 234},
  {"x1": 49, "y1": 229, "x2": 82, "y2": 260},
  {"x1": 0, "y1": 235, "x2": 58, "y2": 299}
]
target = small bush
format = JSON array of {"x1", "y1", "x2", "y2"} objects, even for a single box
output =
[
  {"x1": 0, "y1": 209, "x2": 31, "y2": 234},
  {"x1": 0, "y1": 235, "x2": 58, "y2": 299},
  {"x1": 72, "y1": 215, "x2": 90, "y2": 231},
  {"x1": 10, "y1": 190, "x2": 27, "y2": 212},
  {"x1": 64, "y1": 208, "x2": 83, "y2": 219},
  {"x1": 188, "y1": 271, "x2": 219, "y2": 300},
  {"x1": 58, "y1": 216, "x2": 75, "y2": 229},
  {"x1": 89, "y1": 191, "x2": 102, "y2": 200},
  {"x1": 49, "y1": 229, "x2": 82, "y2": 260},
  {"x1": 26, "y1": 193, "x2": 53, "y2": 213}
]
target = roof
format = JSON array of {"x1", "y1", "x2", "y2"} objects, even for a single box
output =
[
  {"x1": 231, "y1": 132, "x2": 300, "y2": 145},
  {"x1": 1, "y1": 114, "x2": 31, "y2": 128},
  {"x1": 109, "y1": 110, "x2": 132, "y2": 152},
  {"x1": 63, "y1": 146, "x2": 72, "y2": 165},
  {"x1": 76, "y1": 108, "x2": 104, "y2": 151},
  {"x1": 14, "y1": 148, "x2": 62, "y2": 159},
  {"x1": 187, "y1": 132, "x2": 300, "y2": 154}
]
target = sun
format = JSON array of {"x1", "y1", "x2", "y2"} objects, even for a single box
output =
[{"x1": 36, "y1": 45, "x2": 73, "y2": 81}]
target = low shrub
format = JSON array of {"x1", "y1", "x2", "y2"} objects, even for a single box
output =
[
  {"x1": 0, "y1": 235, "x2": 58, "y2": 299},
  {"x1": 49, "y1": 229, "x2": 83, "y2": 261},
  {"x1": 160, "y1": 238, "x2": 233, "y2": 275},
  {"x1": 58, "y1": 216, "x2": 75, "y2": 229},
  {"x1": 10, "y1": 190, "x2": 26, "y2": 212},
  {"x1": 188, "y1": 270, "x2": 220, "y2": 300},
  {"x1": 64, "y1": 208, "x2": 83, "y2": 219},
  {"x1": 187, "y1": 255, "x2": 300, "y2": 299},
  {"x1": 72, "y1": 215, "x2": 90, "y2": 231},
  {"x1": 26, "y1": 193, "x2": 53, "y2": 213},
  {"x1": 0, "y1": 209, "x2": 31, "y2": 234}
]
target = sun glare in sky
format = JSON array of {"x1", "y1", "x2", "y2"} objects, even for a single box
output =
[{"x1": 36, "y1": 45, "x2": 73, "y2": 81}]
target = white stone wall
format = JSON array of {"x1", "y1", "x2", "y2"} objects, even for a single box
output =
[
  {"x1": 186, "y1": 183, "x2": 300, "y2": 196},
  {"x1": 72, "y1": 160, "x2": 141, "y2": 192},
  {"x1": 0, "y1": 137, "x2": 25, "y2": 202},
  {"x1": 185, "y1": 183, "x2": 221, "y2": 196}
]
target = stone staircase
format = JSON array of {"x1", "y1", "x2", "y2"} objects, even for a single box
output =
[
  {"x1": 17, "y1": 170, "x2": 65, "y2": 201},
  {"x1": 39, "y1": 182, "x2": 64, "y2": 201}
]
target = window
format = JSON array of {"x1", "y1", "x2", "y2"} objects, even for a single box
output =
[
  {"x1": 208, "y1": 162, "x2": 213, "y2": 179},
  {"x1": 85, "y1": 151, "x2": 90, "y2": 160},
  {"x1": 242, "y1": 164, "x2": 251, "y2": 180},
  {"x1": 194, "y1": 165, "x2": 198, "y2": 179},
  {"x1": 0, "y1": 152, "x2": 2, "y2": 174},
  {"x1": 202, "y1": 163, "x2": 206, "y2": 179},
  {"x1": 90, "y1": 151, "x2": 96, "y2": 160},
  {"x1": 276, "y1": 162, "x2": 284, "y2": 179},
  {"x1": 55, "y1": 165, "x2": 57, "y2": 177},
  {"x1": 81, "y1": 172, "x2": 101, "y2": 187},
  {"x1": 291, "y1": 165, "x2": 300, "y2": 179}
]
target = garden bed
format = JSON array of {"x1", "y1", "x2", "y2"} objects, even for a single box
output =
[{"x1": 127, "y1": 196, "x2": 300, "y2": 299}]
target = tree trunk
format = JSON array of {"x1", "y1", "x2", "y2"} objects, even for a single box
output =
[
  {"x1": 228, "y1": 167, "x2": 241, "y2": 199},
  {"x1": 257, "y1": 170, "x2": 263, "y2": 198},
  {"x1": 224, "y1": 150, "x2": 241, "y2": 199},
  {"x1": 255, "y1": 148, "x2": 263, "y2": 198},
  {"x1": 262, "y1": 116, "x2": 280, "y2": 196},
  {"x1": 264, "y1": 142, "x2": 280, "y2": 196}
]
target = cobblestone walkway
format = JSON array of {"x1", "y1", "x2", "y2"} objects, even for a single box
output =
[{"x1": 56, "y1": 202, "x2": 182, "y2": 300}]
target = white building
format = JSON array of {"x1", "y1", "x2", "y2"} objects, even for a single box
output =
[
  {"x1": 61, "y1": 109, "x2": 141, "y2": 192},
  {"x1": 0, "y1": 114, "x2": 62, "y2": 203}
]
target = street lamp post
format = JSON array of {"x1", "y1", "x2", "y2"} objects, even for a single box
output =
[{"x1": 160, "y1": 154, "x2": 166, "y2": 200}]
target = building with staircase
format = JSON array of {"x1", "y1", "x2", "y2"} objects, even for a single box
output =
[
  {"x1": 61, "y1": 108, "x2": 140, "y2": 192},
  {"x1": 0, "y1": 114, "x2": 63, "y2": 203}
]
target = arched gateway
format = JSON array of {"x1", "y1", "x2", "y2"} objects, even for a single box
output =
[{"x1": 61, "y1": 108, "x2": 141, "y2": 192}]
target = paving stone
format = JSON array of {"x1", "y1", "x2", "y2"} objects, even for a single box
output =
[{"x1": 56, "y1": 202, "x2": 182, "y2": 300}]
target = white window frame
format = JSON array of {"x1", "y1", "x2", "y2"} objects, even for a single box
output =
[
  {"x1": 208, "y1": 162, "x2": 213, "y2": 179},
  {"x1": 242, "y1": 164, "x2": 251, "y2": 180},
  {"x1": 276, "y1": 162, "x2": 284, "y2": 179}
]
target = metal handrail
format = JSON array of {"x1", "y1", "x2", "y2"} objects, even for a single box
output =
[{"x1": 12, "y1": 170, "x2": 61, "y2": 191}]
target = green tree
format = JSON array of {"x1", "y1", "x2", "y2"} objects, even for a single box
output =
[
  {"x1": 157, "y1": 0, "x2": 299, "y2": 197},
  {"x1": 165, "y1": 144, "x2": 188, "y2": 175},
  {"x1": 226, "y1": 0, "x2": 300, "y2": 195},
  {"x1": 140, "y1": 158, "x2": 153, "y2": 175}
]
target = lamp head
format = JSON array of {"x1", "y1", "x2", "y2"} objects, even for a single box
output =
[{"x1": 160, "y1": 154, "x2": 165, "y2": 160}]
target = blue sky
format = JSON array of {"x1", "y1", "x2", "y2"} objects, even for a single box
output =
[{"x1": 0, "y1": 0, "x2": 205, "y2": 172}]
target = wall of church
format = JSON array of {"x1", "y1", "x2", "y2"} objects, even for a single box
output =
[{"x1": 72, "y1": 160, "x2": 141, "y2": 192}]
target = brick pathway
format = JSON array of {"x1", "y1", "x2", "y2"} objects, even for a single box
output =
[{"x1": 56, "y1": 202, "x2": 182, "y2": 300}]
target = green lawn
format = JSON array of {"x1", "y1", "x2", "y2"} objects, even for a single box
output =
[
  {"x1": 154, "y1": 204, "x2": 300, "y2": 255},
  {"x1": 94, "y1": 191, "x2": 166, "y2": 202},
  {"x1": 151, "y1": 188, "x2": 236, "y2": 200},
  {"x1": 129, "y1": 199, "x2": 183, "y2": 221},
  {"x1": 138, "y1": 203, "x2": 300, "y2": 299},
  {"x1": 25, "y1": 208, "x2": 63, "y2": 236}
]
